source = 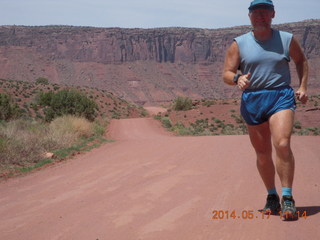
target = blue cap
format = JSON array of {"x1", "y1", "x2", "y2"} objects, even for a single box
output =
[{"x1": 249, "y1": 0, "x2": 274, "y2": 11}]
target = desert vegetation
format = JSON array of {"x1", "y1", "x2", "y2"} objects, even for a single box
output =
[
  {"x1": 0, "y1": 93, "x2": 22, "y2": 121},
  {"x1": 35, "y1": 77, "x2": 49, "y2": 85},
  {"x1": 157, "y1": 115, "x2": 248, "y2": 136},
  {"x1": 0, "y1": 78, "x2": 147, "y2": 121},
  {"x1": 0, "y1": 116, "x2": 107, "y2": 170},
  {"x1": 0, "y1": 115, "x2": 110, "y2": 179},
  {"x1": 0, "y1": 78, "x2": 147, "y2": 178},
  {"x1": 156, "y1": 96, "x2": 320, "y2": 136},
  {"x1": 36, "y1": 89, "x2": 98, "y2": 122},
  {"x1": 156, "y1": 97, "x2": 248, "y2": 136},
  {"x1": 172, "y1": 96, "x2": 193, "y2": 111}
]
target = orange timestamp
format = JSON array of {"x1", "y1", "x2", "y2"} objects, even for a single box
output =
[{"x1": 211, "y1": 210, "x2": 308, "y2": 220}]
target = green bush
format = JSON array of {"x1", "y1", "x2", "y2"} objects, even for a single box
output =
[
  {"x1": 0, "y1": 93, "x2": 22, "y2": 121},
  {"x1": 161, "y1": 117, "x2": 172, "y2": 128},
  {"x1": 293, "y1": 121, "x2": 302, "y2": 129},
  {"x1": 35, "y1": 77, "x2": 49, "y2": 85},
  {"x1": 202, "y1": 100, "x2": 216, "y2": 107},
  {"x1": 154, "y1": 113, "x2": 162, "y2": 120},
  {"x1": 307, "y1": 127, "x2": 319, "y2": 136},
  {"x1": 231, "y1": 114, "x2": 245, "y2": 124},
  {"x1": 172, "y1": 96, "x2": 193, "y2": 111},
  {"x1": 295, "y1": 128, "x2": 310, "y2": 136},
  {"x1": 37, "y1": 89, "x2": 98, "y2": 122},
  {"x1": 93, "y1": 122, "x2": 107, "y2": 136},
  {"x1": 171, "y1": 122, "x2": 192, "y2": 135},
  {"x1": 190, "y1": 119, "x2": 210, "y2": 135}
]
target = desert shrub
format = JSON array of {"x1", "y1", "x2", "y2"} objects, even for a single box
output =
[
  {"x1": 231, "y1": 114, "x2": 245, "y2": 124},
  {"x1": 161, "y1": 117, "x2": 172, "y2": 128},
  {"x1": 35, "y1": 77, "x2": 49, "y2": 85},
  {"x1": 294, "y1": 128, "x2": 310, "y2": 136},
  {"x1": 0, "y1": 116, "x2": 106, "y2": 168},
  {"x1": 213, "y1": 118, "x2": 222, "y2": 123},
  {"x1": 48, "y1": 115, "x2": 93, "y2": 148},
  {"x1": 172, "y1": 96, "x2": 192, "y2": 111},
  {"x1": 154, "y1": 113, "x2": 162, "y2": 120},
  {"x1": 37, "y1": 89, "x2": 98, "y2": 122},
  {"x1": 0, "y1": 120, "x2": 50, "y2": 165},
  {"x1": 111, "y1": 111, "x2": 121, "y2": 119},
  {"x1": 293, "y1": 121, "x2": 302, "y2": 129},
  {"x1": 190, "y1": 119, "x2": 210, "y2": 135},
  {"x1": 307, "y1": 127, "x2": 319, "y2": 136},
  {"x1": 221, "y1": 124, "x2": 235, "y2": 135},
  {"x1": 0, "y1": 93, "x2": 22, "y2": 121},
  {"x1": 171, "y1": 122, "x2": 192, "y2": 135},
  {"x1": 93, "y1": 119, "x2": 108, "y2": 136},
  {"x1": 202, "y1": 100, "x2": 216, "y2": 107},
  {"x1": 139, "y1": 107, "x2": 148, "y2": 117}
]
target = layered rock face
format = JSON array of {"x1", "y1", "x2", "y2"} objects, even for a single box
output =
[{"x1": 0, "y1": 20, "x2": 319, "y2": 105}]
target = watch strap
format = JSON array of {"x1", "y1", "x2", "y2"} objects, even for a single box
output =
[{"x1": 233, "y1": 73, "x2": 241, "y2": 84}]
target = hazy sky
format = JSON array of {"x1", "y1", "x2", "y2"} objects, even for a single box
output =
[{"x1": 1, "y1": 0, "x2": 319, "y2": 29}]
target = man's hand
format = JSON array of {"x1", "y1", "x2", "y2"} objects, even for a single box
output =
[
  {"x1": 296, "y1": 88, "x2": 308, "y2": 104},
  {"x1": 238, "y1": 73, "x2": 251, "y2": 90}
]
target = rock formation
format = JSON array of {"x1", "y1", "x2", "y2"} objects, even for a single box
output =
[{"x1": 0, "y1": 20, "x2": 319, "y2": 105}]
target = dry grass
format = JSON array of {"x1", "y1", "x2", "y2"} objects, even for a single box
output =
[
  {"x1": 0, "y1": 120, "x2": 50, "y2": 166},
  {"x1": 48, "y1": 115, "x2": 93, "y2": 148},
  {"x1": 0, "y1": 116, "x2": 102, "y2": 168}
]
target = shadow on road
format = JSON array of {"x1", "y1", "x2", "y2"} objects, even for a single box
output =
[{"x1": 296, "y1": 206, "x2": 320, "y2": 217}]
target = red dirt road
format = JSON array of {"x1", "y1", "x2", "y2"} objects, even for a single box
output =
[{"x1": 0, "y1": 116, "x2": 319, "y2": 240}]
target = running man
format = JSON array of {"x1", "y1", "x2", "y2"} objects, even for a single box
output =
[{"x1": 223, "y1": 0, "x2": 308, "y2": 220}]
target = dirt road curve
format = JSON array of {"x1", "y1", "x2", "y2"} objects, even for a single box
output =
[{"x1": 0, "y1": 115, "x2": 319, "y2": 240}]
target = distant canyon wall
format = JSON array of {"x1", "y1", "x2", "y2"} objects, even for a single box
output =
[{"x1": 0, "y1": 20, "x2": 319, "y2": 104}]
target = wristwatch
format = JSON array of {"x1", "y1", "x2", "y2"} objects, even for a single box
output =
[{"x1": 233, "y1": 73, "x2": 241, "y2": 85}]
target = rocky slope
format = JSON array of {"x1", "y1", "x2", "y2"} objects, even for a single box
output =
[
  {"x1": 0, "y1": 79, "x2": 146, "y2": 120},
  {"x1": 0, "y1": 20, "x2": 319, "y2": 105}
]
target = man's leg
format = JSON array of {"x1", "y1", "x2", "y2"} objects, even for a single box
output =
[
  {"x1": 247, "y1": 121, "x2": 275, "y2": 190},
  {"x1": 247, "y1": 121, "x2": 281, "y2": 214},
  {"x1": 269, "y1": 109, "x2": 295, "y2": 189},
  {"x1": 269, "y1": 109, "x2": 296, "y2": 220}
]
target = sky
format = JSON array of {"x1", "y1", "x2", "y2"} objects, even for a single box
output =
[{"x1": 0, "y1": 0, "x2": 319, "y2": 29}]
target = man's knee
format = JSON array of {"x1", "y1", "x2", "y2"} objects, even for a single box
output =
[{"x1": 273, "y1": 138, "x2": 292, "y2": 157}]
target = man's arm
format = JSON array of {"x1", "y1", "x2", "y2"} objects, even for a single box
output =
[
  {"x1": 223, "y1": 41, "x2": 251, "y2": 90},
  {"x1": 289, "y1": 36, "x2": 309, "y2": 104}
]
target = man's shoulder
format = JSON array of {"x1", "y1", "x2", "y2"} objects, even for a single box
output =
[
  {"x1": 235, "y1": 31, "x2": 252, "y2": 41},
  {"x1": 273, "y1": 29, "x2": 293, "y2": 38}
]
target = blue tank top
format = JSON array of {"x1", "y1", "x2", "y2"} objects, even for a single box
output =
[{"x1": 234, "y1": 29, "x2": 293, "y2": 90}]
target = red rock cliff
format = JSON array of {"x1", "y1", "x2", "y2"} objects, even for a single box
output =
[{"x1": 0, "y1": 20, "x2": 319, "y2": 104}]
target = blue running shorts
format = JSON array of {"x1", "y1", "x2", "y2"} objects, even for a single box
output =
[{"x1": 240, "y1": 86, "x2": 296, "y2": 125}]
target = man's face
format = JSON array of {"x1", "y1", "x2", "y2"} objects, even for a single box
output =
[{"x1": 249, "y1": 8, "x2": 275, "y2": 32}]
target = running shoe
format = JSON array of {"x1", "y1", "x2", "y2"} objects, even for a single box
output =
[
  {"x1": 259, "y1": 194, "x2": 281, "y2": 215},
  {"x1": 281, "y1": 195, "x2": 297, "y2": 220}
]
